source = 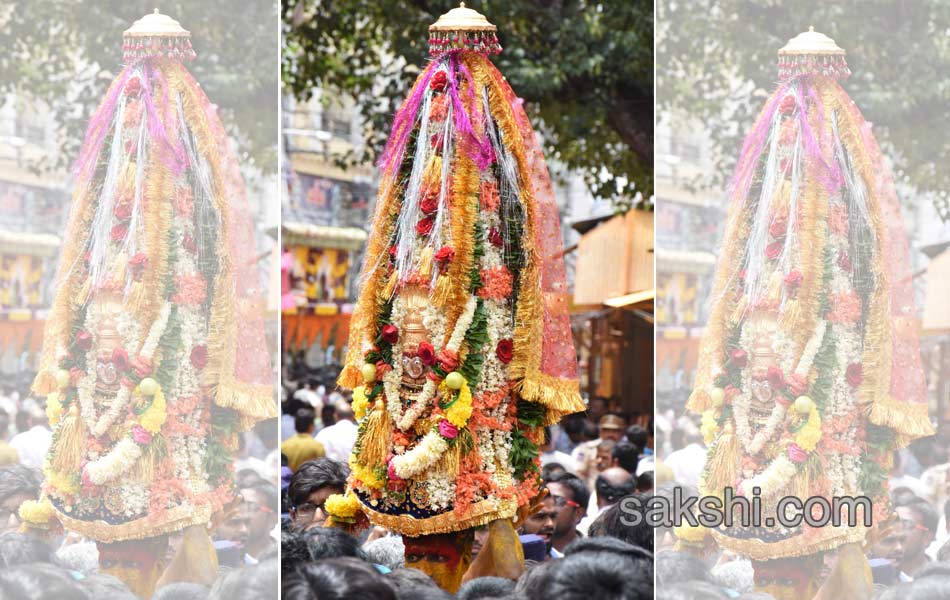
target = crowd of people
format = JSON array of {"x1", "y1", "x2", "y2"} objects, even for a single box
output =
[
  {"x1": 656, "y1": 403, "x2": 950, "y2": 598},
  {"x1": 279, "y1": 369, "x2": 656, "y2": 599},
  {"x1": 0, "y1": 378, "x2": 283, "y2": 599}
]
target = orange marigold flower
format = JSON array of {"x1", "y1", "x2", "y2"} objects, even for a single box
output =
[
  {"x1": 173, "y1": 273, "x2": 208, "y2": 305},
  {"x1": 478, "y1": 266, "x2": 513, "y2": 299},
  {"x1": 480, "y1": 180, "x2": 500, "y2": 212},
  {"x1": 826, "y1": 291, "x2": 862, "y2": 323},
  {"x1": 430, "y1": 94, "x2": 449, "y2": 122}
]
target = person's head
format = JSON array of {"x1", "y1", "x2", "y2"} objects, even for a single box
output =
[
  {"x1": 520, "y1": 492, "x2": 557, "y2": 550},
  {"x1": 241, "y1": 482, "x2": 279, "y2": 550},
  {"x1": 0, "y1": 464, "x2": 42, "y2": 533},
  {"x1": 636, "y1": 470, "x2": 654, "y2": 492},
  {"x1": 751, "y1": 554, "x2": 823, "y2": 600},
  {"x1": 283, "y1": 556, "x2": 395, "y2": 600},
  {"x1": 899, "y1": 500, "x2": 939, "y2": 563},
  {"x1": 655, "y1": 550, "x2": 712, "y2": 587},
  {"x1": 563, "y1": 414, "x2": 588, "y2": 444},
  {"x1": 364, "y1": 534, "x2": 405, "y2": 571},
  {"x1": 870, "y1": 517, "x2": 905, "y2": 564},
  {"x1": 583, "y1": 420, "x2": 600, "y2": 442},
  {"x1": 207, "y1": 558, "x2": 278, "y2": 600},
  {"x1": 153, "y1": 582, "x2": 209, "y2": 600},
  {"x1": 321, "y1": 404, "x2": 336, "y2": 428},
  {"x1": 588, "y1": 493, "x2": 654, "y2": 552},
  {"x1": 656, "y1": 581, "x2": 730, "y2": 599},
  {"x1": 456, "y1": 576, "x2": 516, "y2": 600},
  {"x1": 0, "y1": 531, "x2": 55, "y2": 568},
  {"x1": 564, "y1": 535, "x2": 654, "y2": 569},
  {"x1": 307, "y1": 378, "x2": 319, "y2": 391},
  {"x1": 294, "y1": 409, "x2": 316, "y2": 435},
  {"x1": 625, "y1": 424, "x2": 649, "y2": 452},
  {"x1": 215, "y1": 498, "x2": 250, "y2": 550},
  {"x1": 471, "y1": 525, "x2": 490, "y2": 559},
  {"x1": 80, "y1": 573, "x2": 137, "y2": 600},
  {"x1": 611, "y1": 441, "x2": 640, "y2": 473},
  {"x1": 588, "y1": 398, "x2": 608, "y2": 422},
  {"x1": 547, "y1": 474, "x2": 590, "y2": 538},
  {"x1": 386, "y1": 566, "x2": 450, "y2": 599},
  {"x1": 334, "y1": 399, "x2": 355, "y2": 423},
  {"x1": 596, "y1": 467, "x2": 635, "y2": 509},
  {"x1": 0, "y1": 563, "x2": 88, "y2": 600},
  {"x1": 404, "y1": 531, "x2": 474, "y2": 593},
  {"x1": 301, "y1": 527, "x2": 366, "y2": 561},
  {"x1": 542, "y1": 426, "x2": 555, "y2": 452},
  {"x1": 596, "y1": 440, "x2": 618, "y2": 472},
  {"x1": 541, "y1": 462, "x2": 567, "y2": 483},
  {"x1": 535, "y1": 551, "x2": 653, "y2": 599},
  {"x1": 56, "y1": 540, "x2": 99, "y2": 576},
  {"x1": 892, "y1": 487, "x2": 920, "y2": 507},
  {"x1": 288, "y1": 458, "x2": 349, "y2": 529},
  {"x1": 599, "y1": 414, "x2": 627, "y2": 442},
  {"x1": 97, "y1": 536, "x2": 169, "y2": 599}
]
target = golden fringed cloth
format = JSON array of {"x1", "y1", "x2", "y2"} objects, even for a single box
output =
[
  {"x1": 326, "y1": 2, "x2": 585, "y2": 546},
  {"x1": 29, "y1": 10, "x2": 276, "y2": 543},
  {"x1": 676, "y1": 27, "x2": 933, "y2": 566}
]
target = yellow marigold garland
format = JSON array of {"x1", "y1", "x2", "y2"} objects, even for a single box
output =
[
  {"x1": 348, "y1": 455, "x2": 385, "y2": 490},
  {"x1": 325, "y1": 490, "x2": 360, "y2": 520},
  {"x1": 352, "y1": 386, "x2": 370, "y2": 421},
  {"x1": 18, "y1": 498, "x2": 54, "y2": 525},
  {"x1": 443, "y1": 380, "x2": 473, "y2": 429},
  {"x1": 795, "y1": 404, "x2": 821, "y2": 452},
  {"x1": 138, "y1": 387, "x2": 167, "y2": 434},
  {"x1": 700, "y1": 409, "x2": 720, "y2": 445},
  {"x1": 46, "y1": 393, "x2": 64, "y2": 427}
]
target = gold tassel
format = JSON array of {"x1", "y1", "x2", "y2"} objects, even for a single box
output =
[
  {"x1": 51, "y1": 410, "x2": 87, "y2": 474},
  {"x1": 432, "y1": 274, "x2": 452, "y2": 307},
  {"x1": 357, "y1": 400, "x2": 392, "y2": 469},
  {"x1": 435, "y1": 441, "x2": 461, "y2": 478},
  {"x1": 699, "y1": 432, "x2": 740, "y2": 498},
  {"x1": 382, "y1": 270, "x2": 398, "y2": 300},
  {"x1": 418, "y1": 246, "x2": 434, "y2": 280},
  {"x1": 781, "y1": 298, "x2": 801, "y2": 330},
  {"x1": 766, "y1": 270, "x2": 782, "y2": 304}
]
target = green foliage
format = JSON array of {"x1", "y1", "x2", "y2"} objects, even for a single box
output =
[
  {"x1": 155, "y1": 307, "x2": 182, "y2": 392},
  {"x1": 516, "y1": 399, "x2": 546, "y2": 428},
  {"x1": 282, "y1": 0, "x2": 654, "y2": 205},
  {"x1": 205, "y1": 405, "x2": 241, "y2": 486},
  {"x1": 509, "y1": 427, "x2": 539, "y2": 479},
  {"x1": 657, "y1": 0, "x2": 950, "y2": 212},
  {"x1": 459, "y1": 300, "x2": 488, "y2": 386},
  {"x1": 1, "y1": 1, "x2": 277, "y2": 173}
]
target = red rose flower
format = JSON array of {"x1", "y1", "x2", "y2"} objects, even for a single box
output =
[
  {"x1": 784, "y1": 270, "x2": 803, "y2": 289},
  {"x1": 69, "y1": 367, "x2": 85, "y2": 387},
  {"x1": 125, "y1": 77, "x2": 142, "y2": 98},
  {"x1": 496, "y1": 339, "x2": 514, "y2": 364},
  {"x1": 75, "y1": 330, "x2": 93, "y2": 351},
  {"x1": 132, "y1": 355, "x2": 153, "y2": 378},
  {"x1": 434, "y1": 246, "x2": 455, "y2": 264},
  {"x1": 417, "y1": 342, "x2": 436, "y2": 366},
  {"x1": 429, "y1": 70, "x2": 448, "y2": 92},
  {"x1": 768, "y1": 217, "x2": 788, "y2": 239},
  {"x1": 488, "y1": 227, "x2": 503, "y2": 247},
  {"x1": 420, "y1": 194, "x2": 439, "y2": 215},
  {"x1": 437, "y1": 349, "x2": 459, "y2": 371},
  {"x1": 389, "y1": 246, "x2": 398, "y2": 262},
  {"x1": 114, "y1": 202, "x2": 133, "y2": 221},
  {"x1": 767, "y1": 365, "x2": 785, "y2": 390},
  {"x1": 786, "y1": 373, "x2": 808, "y2": 396},
  {"x1": 779, "y1": 95, "x2": 796, "y2": 114},
  {"x1": 416, "y1": 215, "x2": 435, "y2": 236},
  {"x1": 846, "y1": 363, "x2": 863, "y2": 388},
  {"x1": 837, "y1": 250, "x2": 853, "y2": 272},
  {"x1": 128, "y1": 253, "x2": 149, "y2": 279},
  {"x1": 183, "y1": 233, "x2": 198, "y2": 254},
  {"x1": 381, "y1": 324, "x2": 399, "y2": 344},
  {"x1": 112, "y1": 348, "x2": 129, "y2": 371},
  {"x1": 191, "y1": 345, "x2": 209, "y2": 370},
  {"x1": 375, "y1": 360, "x2": 392, "y2": 381},
  {"x1": 110, "y1": 223, "x2": 129, "y2": 242},
  {"x1": 724, "y1": 385, "x2": 740, "y2": 405},
  {"x1": 730, "y1": 349, "x2": 749, "y2": 368},
  {"x1": 765, "y1": 241, "x2": 783, "y2": 260},
  {"x1": 430, "y1": 132, "x2": 444, "y2": 149}
]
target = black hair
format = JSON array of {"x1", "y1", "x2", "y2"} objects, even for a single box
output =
[
  {"x1": 0, "y1": 464, "x2": 42, "y2": 504},
  {"x1": 294, "y1": 409, "x2": 316, "y2": 434},
  {"x1": 536, "y1": 551, "x2": 653, "y2": 600},
  {"x1": 207, "y1": 559, "x2": 278, "y2": 600},
  {"x1": 243, "y1": 479, "x2": 279, "y2": 512},
  {"x1": 583, "y1": 420, "x2": 599, "y2": 441},
  {"x1": 80, "y1": 574, "x2": 137, "y2": 600},
  {"x1": 0, "y1": 563, "x2": 88, "y2": 600},
  {"x1": 153, "y1": 582, "x2": 209, "y2": 600},
  {"x1": 636, "y1": 471, "x2": 653, "y2": 492},
  {"x1": 288, "y1": 458, "x2": 349, "y2": 507},
  {"x1": 625, "y1": 424, "x2": 649, "y2": 451},
  {"x1": 0, "y1": 532, "x2": 55, "y2": 569},
  {"x1": 547, "y1": 472, "x2": 591, "y2": 513},
  {"x1": 386, "y1": 566, "x2": 450, "y2": 600},
  {"x1": 457, "y1": 576, "x2": 516, "y2": 600},
  {"x1": 905, "y1": 498, "x2": 940, "y2": 534},
  {"x1": 564, "y1": 535, "x2": 654, "y2": 565},
  {"x1": 587, "y1": 494, "x2": 655, "y2": 552},
  {"x1": 301, "y1": 527, "x2": 367, "y2": 561},
  {"x1": 595, "y1": 473, "x2": 636, "y2": 505},
  {"x1": 656, "y1": 581, "x2": 730, "y2": 600},
  {"x1": 611, "y1": 441, "x2": 640, "y2": 473},
  {"x1": 541, "y1": 462, "x2": 568, "y2": 483},
  {"x1": 282, "y1": 557, "x2": 396, "y2": 600},
  {"x1": 655, "y1": 550, "x2": 712, "y2": 587},
  {"x1": 512, "y1": 559, "x2": 556, "y2": 599}
]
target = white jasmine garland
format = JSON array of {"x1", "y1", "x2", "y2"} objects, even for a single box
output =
[
  {"x1": 741, "y1": 453, "x2": 797, "y2": 501},
  {"x1": 794, "y1": 321, "x2": 827, "y2": 377},
  {"x1": 84, "y1": 437, "x2": 142, "y2": 486},
  {"x1": 446, "y1": 296, "x2": 478, "y2": 353},
  {"x1": 390, "y1": 430, "x2": 448, "y2": 479}
]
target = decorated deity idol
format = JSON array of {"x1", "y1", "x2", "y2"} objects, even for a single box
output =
[
  {"x1": 327, "y1": 3, "x2": 584, "y2": 591},
  {"x1": 28, "y1": 10, "x2": 276, "y2": 595},
  {"x1": 676, "y1": 28, "x2": 933, "y2": 598}
]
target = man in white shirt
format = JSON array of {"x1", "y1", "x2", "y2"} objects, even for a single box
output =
[
  {"x1": 9, "y1": 402, "x2": 51, "y2": 470},
  {"x1": 315, "y1": 399, "x2": 357, "y2": 462},
  {"x1": 664, "y1": 429, "x2": 706, "y2": 488}
]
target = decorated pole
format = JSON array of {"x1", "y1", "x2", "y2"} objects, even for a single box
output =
[
  {"x1": 325, "y1": 2, "x2": 585, "y2": 592},
  {"x1": 26, "y1": 9, "x2": 276, "y2": 596},
  {"x1": 675, "y1": 27, "x2": 933, "y2": 598}
]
